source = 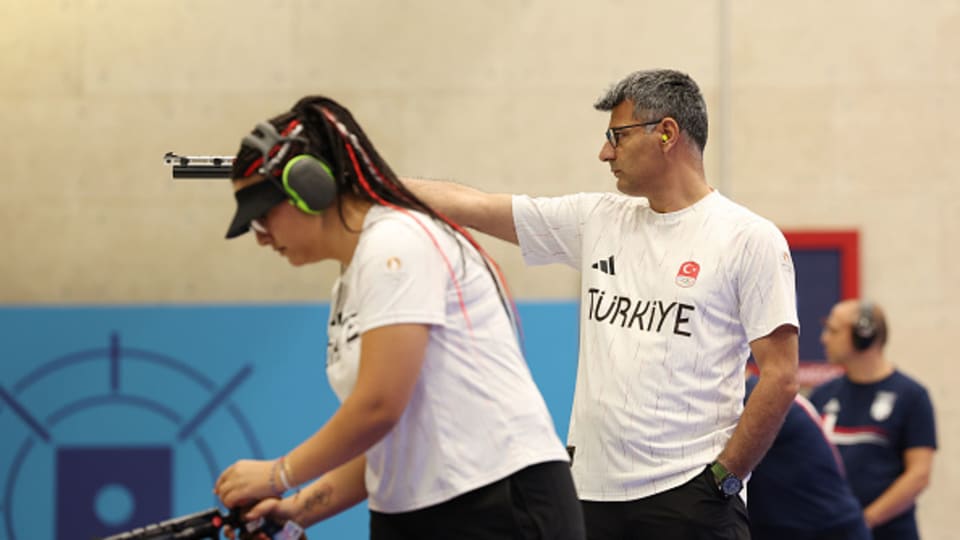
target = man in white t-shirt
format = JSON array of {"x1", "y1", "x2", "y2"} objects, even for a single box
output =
[{"x1": 405, "y1": 69, "x2": 800, "y2": 539}]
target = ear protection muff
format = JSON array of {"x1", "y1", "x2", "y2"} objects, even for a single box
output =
[
  {"x1": 281, "y1": 154, "x2": 336, "y2": 214},
  {"x1": 852, "y1": 300, "x2": 877, "y2": 351},
  {"x1": 243, "y1": 121, "x2": 337, "y2": 214}
]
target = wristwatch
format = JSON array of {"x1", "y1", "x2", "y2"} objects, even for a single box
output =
[{"x1": 709, "y1": 461, "x2": 743, "y2": 498}]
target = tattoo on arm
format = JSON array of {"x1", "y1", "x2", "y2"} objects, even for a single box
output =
[{"x1": 303, "y1": 483, "x2": 333, "y2": 514}]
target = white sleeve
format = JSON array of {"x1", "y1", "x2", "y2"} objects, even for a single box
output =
[
  {"x1": 512, "y1": 193, "x2": 596, "y2": 268},
  {"x1": 736, "y1": 220, "x2": 800, "y2": 341},
  {"x1": 354, "y1": 217, "x2": 448, "y2": 332}
]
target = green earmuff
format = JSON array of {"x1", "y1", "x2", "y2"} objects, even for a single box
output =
[{"x1": 280, "y1": 154, "x2": 337, "y2": 214}]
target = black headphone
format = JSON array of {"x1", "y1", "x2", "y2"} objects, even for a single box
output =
[
  {"x1": 243, "y1": 121, "x2": 337, "y2": 214},
  {"x1": 851, "y1": 300, "x2": 878, "y2": 351}
]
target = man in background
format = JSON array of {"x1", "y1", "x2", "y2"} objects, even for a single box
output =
[{"x1": 810, "y1": 299, "x2": 936, "y2": 540}]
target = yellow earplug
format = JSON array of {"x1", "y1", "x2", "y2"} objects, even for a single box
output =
[{"x1": 661, "y1": 134, "x2": 669, "y2": 142}]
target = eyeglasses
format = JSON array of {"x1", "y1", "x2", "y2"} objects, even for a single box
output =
[
  {"x1": 250, "y1": 218, "x2": 268, "y2": 234},
  {"x1": 604, "y1": 118, "x2": 665, "y2": 148}
]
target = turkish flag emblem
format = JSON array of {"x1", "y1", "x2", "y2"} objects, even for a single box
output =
[{"x1": 675, "y1": 261, "x2": 700, "y2": 288}]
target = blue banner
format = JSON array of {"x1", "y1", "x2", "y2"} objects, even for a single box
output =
[{"x1": 0, "y1": 303, "x2": 578, "y2": 540}]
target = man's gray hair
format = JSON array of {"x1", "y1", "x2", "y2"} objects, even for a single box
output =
[{"x1": 594, "y1": 69, "x2": 708, "y2": 153}]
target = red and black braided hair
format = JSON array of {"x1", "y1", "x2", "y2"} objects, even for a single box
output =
[{"x1": 230, "y1": 96, "x2": 522, "y2": 339}]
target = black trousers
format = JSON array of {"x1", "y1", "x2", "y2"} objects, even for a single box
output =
[
  {"x1": 580, "y1": 466, "x2": 750, "y2": 540},
  {"x1": 369, "y1": 460, "x2": 585, "y2": 540}
]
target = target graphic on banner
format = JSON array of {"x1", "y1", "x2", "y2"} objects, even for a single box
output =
[{"x1": 0, "y1": 332, "x2": 264, "y2": 540}]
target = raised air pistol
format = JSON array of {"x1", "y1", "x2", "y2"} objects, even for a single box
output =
[{"x1": 163, "y1": 152, "x2": 234, "y2": 179}]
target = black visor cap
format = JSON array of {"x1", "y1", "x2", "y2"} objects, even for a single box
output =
[{"x1": 225, "y1": 181, "x2": 288, "y2": 239}]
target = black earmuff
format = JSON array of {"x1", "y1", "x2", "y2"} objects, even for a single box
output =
[
  {"x1": 852, "y1": 300, "x2": 877, "y2": 351},
  {"x1": 243, "y1": 121, "x2": 337, "y2": 214}
]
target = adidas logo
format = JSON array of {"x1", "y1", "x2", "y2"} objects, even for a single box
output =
[{"x1": 591, "y1": 255, "x2": 615, "y2": 275}]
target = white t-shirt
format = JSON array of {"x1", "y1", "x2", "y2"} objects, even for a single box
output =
[
  {"x1": 326, "y1": 204, "x2": 568, "y2": 513},
  {"x1": 513, "y1": 190, "x2": 798, "y2": 501}
]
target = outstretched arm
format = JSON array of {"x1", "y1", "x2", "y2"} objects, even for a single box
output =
[
  {"x1": 863, "y1": 446, "x2": 935, "y2": 528},
  {"x1": 402, "y1": 177, "x2": 518, "y2": 244},
  {"x1": 717, "y1": 324, "x2": 799, "y2": 478}
]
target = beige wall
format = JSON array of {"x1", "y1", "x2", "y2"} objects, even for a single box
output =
[{"x1": 2, "y1": 0, "x2": 957, "y2": 536}]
